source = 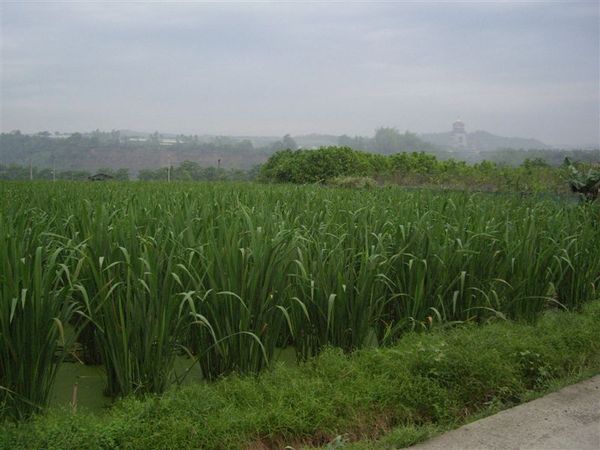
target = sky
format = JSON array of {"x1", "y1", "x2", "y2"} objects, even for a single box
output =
[{"x1": 1, "y1": 1, "x2": 598, "y2": 146}]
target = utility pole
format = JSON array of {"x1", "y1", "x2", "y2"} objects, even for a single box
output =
[
  {"x1": 29, "y1": 158, "x2": 33, "y2": 180},
  {"x1": 167, "y1": 156, "x2": 171, "y2": 183},
  {"x1": 52, "y1": 154, "x2": 56, "y2": 182}
]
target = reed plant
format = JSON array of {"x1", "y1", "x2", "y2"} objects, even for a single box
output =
[
  {"x1": 178, "y1": 206, "x2": 298, "y2": 379},
  {"x1": 1, "y1": 181, "x2": 599, "y2": 419},
  {"x1": 0, "y1": 235, "x2": 82, "y2": 420},
  {"x1": 76, "y1": 230, "x2": 189, "y2": 397}
]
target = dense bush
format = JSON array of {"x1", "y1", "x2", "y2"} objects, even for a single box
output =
[
  {"x1": 259, "y1": 146, "x2": 594, "y2": 194},
  {"x1": 259, "y1": 147, "x2": 387, "y2": 183}
]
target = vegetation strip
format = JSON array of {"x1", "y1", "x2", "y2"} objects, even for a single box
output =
[
  {"x1": 1, "y1": 302, "x2": 599, "y2": 449},
  {"x1": 1, "y1": 182, "x2": 599, "y2": 421}
]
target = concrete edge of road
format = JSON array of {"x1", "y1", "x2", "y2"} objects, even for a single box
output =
[{"x1": 410, "y1": 375, "x2": 600, "y2": 450}]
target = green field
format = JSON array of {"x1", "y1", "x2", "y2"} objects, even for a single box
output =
[{"x1": 1, "y1": 182, "x2": 599, "y2": 423}]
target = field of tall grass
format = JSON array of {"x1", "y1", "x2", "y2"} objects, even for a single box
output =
[{"x1": 1, "y1": 181, "x2": 599, "y2": 421}]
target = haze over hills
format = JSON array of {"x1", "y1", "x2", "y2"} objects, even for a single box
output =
[
  {"x1": 112, "y1": 127, "x2": 551, "y2": 151},
  {"x1": 420, "y1": 130, "x2": 550, "y2": 152},
  {"x1": 2, "y1": 124, "x2": 598, "y2": 180},
  {"x1": 114, "y1": 130, "x2": 341, "y2": 149}
]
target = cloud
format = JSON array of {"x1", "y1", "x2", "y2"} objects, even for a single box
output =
[{"x1": 1, "y1": 1, "x2": 598, "y2": 145}]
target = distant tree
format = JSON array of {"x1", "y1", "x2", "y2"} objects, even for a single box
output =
[
  {"x1": 238, "y1": 139, "x2": 254, "y2": 152},
  {"x1": 96, "y1": 167, "x2": 129, "y2": 180},
  {"x1": 372, "y1": 128, "x2": 437, "y2": 154},
  {"x1": 373, "y1": 127, "x2": 402, "y2": 154},
  {"x1": 58, "y1": 169, "x2": 91, "y2": 180},
  {"x1": 172, "y1": 160, "x2": 202, "y2": 180},
  {"x1": 149, "y1": 132, "x2": 161, "y2": 144},
  {"x1": 270, "y1": 134, "x2": 298, "y2": 152},
  {"x1": 110, "y1": 129, "x2": 121, "y2": 144},
  {"x1": 282, "y1": 134, "x2": 297, "y2": 150},
  {"x1": 114, "y1": 168, "x2": 129, "y2": 180},
  {"x1": 338, "y1": 135, "x2": 354, "y2": 148},
  {"x1": 522, "y1": 158, "x2": 549, "y2": 170}
]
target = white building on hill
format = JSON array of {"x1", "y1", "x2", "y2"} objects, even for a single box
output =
[{"x1": 451, "y1": 119, "x2": 468, "y2": 151}]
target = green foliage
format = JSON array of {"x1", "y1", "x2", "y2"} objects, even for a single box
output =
[
  {"x1": 138, "y1": 160, "x2": 253, "y2": 181},
  {"x1": 96, "y1": 168, "x2": 129, "y2": 181},
  {"x1": 0, "y1": 164, "x2": 93, "y2": 181},
  {"x1": 522, "y1": 157, "x2": 549, "y2": 169},
  {"x1": 565, "y1": 158, "x2": 600, "y2": 201},
  {"x1": 0, "y1": 234, "x2": 84, "y2": 420},
  {"x1": 389, "y1": 151, "x2": 438, "y2": 173},
  {"x1": 1, "y1": 302, "x2": 599, "y2": 449},
  {"x1": 1, "y1": 182, "x2": 599, "y2": 422},
  {"x1": 260, "y1": 145, "x2": 597, "y2": 195},
  {"x1": 487, "y1": 148, "x2": 600, "y2": 167},
  {"x1": 77, "y1": 234, "x2": 188, "y2": 397},
  {"x1": 2, "y1": 130, "x2": 598, "y2": 181},
  {"x1": 260, "y1": 147, "x2": 383, "y2": 183},
  {"x1": 179, "y1": 207, "x2": 299, "y2": 380}
]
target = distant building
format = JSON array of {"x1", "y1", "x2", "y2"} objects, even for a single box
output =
[
  {"x1": 88, "y1": 173, "x2": 114, "y2": 181},
  {"x1": 48, "y1": 133, "x2": 73, "y2": 139},
  {"x1": 125, "y1": 137, "x2": 177, "y2": 146},
  {"x1": 451, "y1": 119, "x2": 468, "y2": 151}
]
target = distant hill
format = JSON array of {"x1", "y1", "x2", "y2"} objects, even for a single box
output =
[
  {"x1": 293, "y1": 134, "x2": 340, "y2": 148},
  {"x1": 421, "y1": 130, "x2": 549, "y2": 151},
  {"x1": 115, "y1": 128, "x2": 551, "y2": 153},
  {"x1": 5, "y1": 127, "x2": 581, "y2": 178}
]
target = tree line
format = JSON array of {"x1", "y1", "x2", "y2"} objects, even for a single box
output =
[
  {"x1": 259, "y1": 146, "x2": 598, "y2": 194},
  {"x1": 3, "y1": 145, "x2": 597, "y2": 196},
  {"x1": 138, "y1": 161, "x2": 258, "y2": 181},
  {"x1": 0, "y1": 164, "x2": 129, "y2": 181},
  {"x1": 2, "y1": 128, "x2": 597, "y2": 175}
]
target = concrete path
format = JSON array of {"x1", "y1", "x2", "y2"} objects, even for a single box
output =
[{"x1": 411, "y1": 375, "x2": 600, "y2": 450}]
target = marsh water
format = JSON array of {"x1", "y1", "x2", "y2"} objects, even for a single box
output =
[{"x1": 51, "y1": 348, "x2": 298, "y2": 413}]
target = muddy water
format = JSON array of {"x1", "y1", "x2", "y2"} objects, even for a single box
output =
[
  {"x1": 51, "y1": 363, "x2": 110, "y2": 412},
  {"x1": 51, "y1": 348, "x2": 297, "y2": 413}
]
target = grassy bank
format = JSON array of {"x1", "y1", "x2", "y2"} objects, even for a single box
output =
[{"x1": 2, "y1": 301, "x2": 599, "y2": 449}]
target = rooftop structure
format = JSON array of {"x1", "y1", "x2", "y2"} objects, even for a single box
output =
[{"x1": 451, "y1": 118, "x2": 468, "y2": 150}]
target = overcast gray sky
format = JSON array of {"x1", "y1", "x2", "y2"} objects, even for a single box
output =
[{"x1": 1, "y1": 1, "x2": 598, "y2": 145}]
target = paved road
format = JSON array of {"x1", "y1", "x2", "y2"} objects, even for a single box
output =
[{"x1": 411, "y1": 375, "x2": 600, "y2": 450}]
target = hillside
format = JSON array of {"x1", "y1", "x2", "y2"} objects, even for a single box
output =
[
  {"x1": 421, "y1": 130, "x2": 549, "y2": 151},
  {"x1": 0, "y1": 131, "x2": 272, "y2": 175}
]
